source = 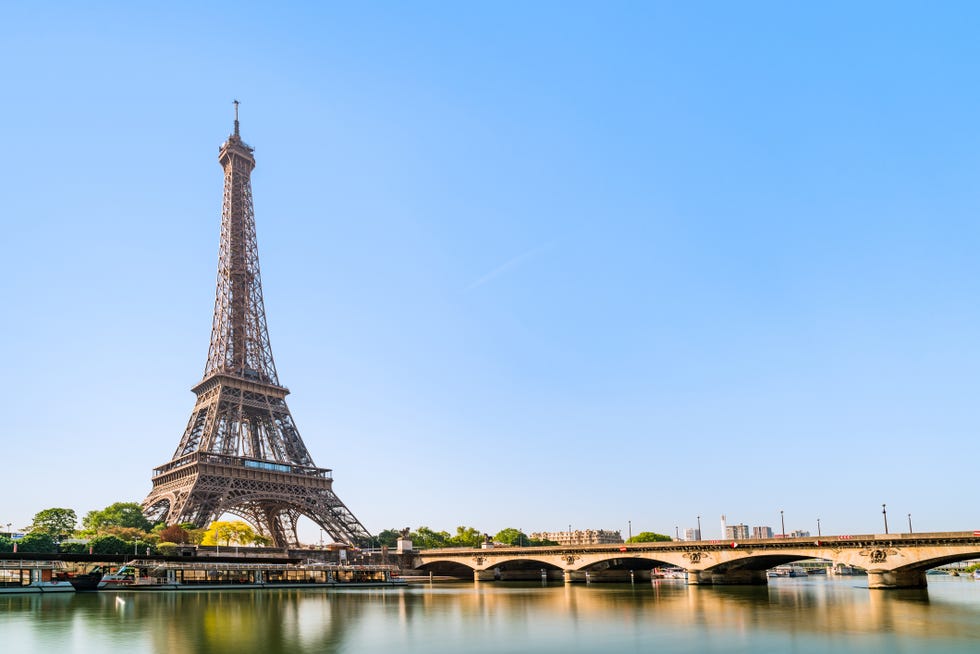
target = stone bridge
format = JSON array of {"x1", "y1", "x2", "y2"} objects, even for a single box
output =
[{"x1": 410, "y1": 531, "x2": 980, "y2": 589}]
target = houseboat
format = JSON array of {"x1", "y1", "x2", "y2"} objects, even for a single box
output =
[
  {"x1": 0, "y1": 560, "x2": 75, "y2": 594},
  {"x1": 98, "y1": 560, "x2": 405, "y2": 591}
]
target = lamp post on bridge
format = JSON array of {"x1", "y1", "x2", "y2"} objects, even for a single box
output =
[
  {"x1": 696, "y1": 516, "x2": 701, "y2": 541},
  {"x1": 908, "y1": 513, "x2": 912, "y2": 535},
  {"x1": 882, "y1": 504, "x2": 889, "y2": 534},
  {"x1": 780, "y1": 510, "x2": 785, "y2": 538},
  {"x1": 817, "y1": 518, "x2": 821, "y2": 537},
  {"x1": 628, "y1": 520, "x2": 632, "y2": 542}
]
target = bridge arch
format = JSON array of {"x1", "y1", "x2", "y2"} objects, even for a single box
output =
[
  {"x1": 884, "y1": 549, "x2": 980, "y2": 573},
  {"x1": 415, "y1": 560, "x2": 477, "y2": 579}
]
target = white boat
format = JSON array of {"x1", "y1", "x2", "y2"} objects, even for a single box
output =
[
  {"x1": 655, "y1": 567, "x2": 687, "y2": 580},
  {"x1": 0, "y1": 560, "x2": 75, "y2": 594},
  {"x1": 767, "y1": 565, "x2": 808, "y2": 578},
  {"x1": 828, "y1": 563, "x2": 866, "y2": 577},
  {"x1": 97, "y1": 564, "x2": 140, "y2": 590}
]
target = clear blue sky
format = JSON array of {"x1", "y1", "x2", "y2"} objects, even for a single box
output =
[{"x1": 2, "y1": 2, "x2": 979, "y2": 542}]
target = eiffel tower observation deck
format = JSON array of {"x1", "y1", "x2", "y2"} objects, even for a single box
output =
[{"x1": 142, "y1": 104, "x2": 371, "y2": 546}]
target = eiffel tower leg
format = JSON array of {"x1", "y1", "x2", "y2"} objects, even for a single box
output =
[{"x1": 265, "y1": 508, "x2": 289, "y2": 548}]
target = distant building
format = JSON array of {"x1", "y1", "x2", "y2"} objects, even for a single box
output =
[
  {"x1": 684, "y1": 528, "x2": 701, "y2": 541},
  {"x1": 725, "y1": 524, "x2": 750, "y2": 540},
  {"x1": 530, "y1": 529, "x2": 623, "y2": 545},
  {"x1": 789, "y1": 530, "x2": 811, "y2": 538},
  {"x1": 752, "y1": 526, "x2": 774, "y2": 539}
]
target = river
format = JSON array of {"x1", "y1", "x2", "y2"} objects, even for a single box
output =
[{"x1": 2, "y1": 576, "x2": 979, "y2": 653}]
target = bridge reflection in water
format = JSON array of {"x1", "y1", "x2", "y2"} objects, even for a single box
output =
[
  {"x1": 2, "y1": 579, "x2": 980, "y2": 653},
  {"x1": 412, "y1": 531, "x2": 980, "y2": 589}
]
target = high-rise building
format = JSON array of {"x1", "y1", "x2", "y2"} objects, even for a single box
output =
[
  {"x1": 752, "y1": 526, "x2": 774, "y2": 539},
  {"x1": 684, "y1": 528, "x2": 701, "y2": 541},
  {"x1": 725, "y1": 524, "x2": 750, "y2": 540}
]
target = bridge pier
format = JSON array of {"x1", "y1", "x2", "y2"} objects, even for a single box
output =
[
  {"x1": 473, "y1": 569, "x2": 497, "y2": 582},
  {"x1": 867, "y1": 569, "x2": 927, "y2": 589},
  {"x1": 564, "y1": 570, "x2": 592, "y2": 584},
  {"x1": 686, "y1": 569, "x2": 768, "y2": 585},
  {"x1": 686, "y1": 570, "x2": 709, "y2": 585}
]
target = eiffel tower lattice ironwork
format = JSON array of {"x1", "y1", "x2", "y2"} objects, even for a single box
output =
[{"x1": 142, "y1": 105, "x2": 371, "y2": 546}]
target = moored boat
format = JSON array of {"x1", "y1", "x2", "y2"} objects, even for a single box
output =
[
  {"x1": 767, "y1": 565, "x2": 808, "y2": 578},
  {"x1": 68, "y1": 566, "x2": 104, "y2": 592},
  {"x1": 655, "y1": 567, "x2": 687, "y2": 580},
  {"x1": 0, "y1": 560, "x2": 75, "y2": 594},
  {"x1": 97, "y1": 560, "x2": 405, "y2": 591}
]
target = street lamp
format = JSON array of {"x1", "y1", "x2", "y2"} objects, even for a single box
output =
[
  {"x1": 696, "y1": 516, "x2": 702, "y2": 540},
  {"x1": 780, "y1": 510, "x2": 785, "y2": 538},
  {"x1": 675, "y1": 525, "x2": 679, "y2": 540},
  {"x1": 628, "y1": 520, "x2": 632, "y2": 542},
  {"x1": 817, "y1": 518, "x2": 821, "y2": 537},
  {"x1": 134, "y1": 538, "x2": 140, "y2": 555},
  {"x1": 882, "y1": 504, "x2": 888, "y2": 534},
  {"x1": 908, "y1": 513, "x2": 912, "y2": 535}
]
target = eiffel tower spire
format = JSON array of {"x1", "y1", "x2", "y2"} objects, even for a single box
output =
[
  {"x1": 142, "y1": 105, "x2": 371, "y2": 546},
  {"x1": 205, "y1": 101, "x2": 279, "y2": 387}
]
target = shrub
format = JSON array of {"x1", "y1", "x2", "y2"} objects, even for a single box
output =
[{"x1": 156, "y1": 542, "x2": 179, "y2": 556}]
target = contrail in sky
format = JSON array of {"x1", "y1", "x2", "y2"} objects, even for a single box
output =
[{"x1": 465, "y1": 242, "x2": 554, "y2": 292}]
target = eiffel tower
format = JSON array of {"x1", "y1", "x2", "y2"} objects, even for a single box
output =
[{"x1": 142, "y1": 104, "x2": 371, "y2": 546}]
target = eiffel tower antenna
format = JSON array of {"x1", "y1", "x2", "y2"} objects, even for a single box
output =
[{"x1": 142, "y1": 105, "x2": 371, "y2": 546}]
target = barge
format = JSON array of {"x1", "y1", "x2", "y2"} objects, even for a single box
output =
[
  {"x1": 0, "y1": 560, "x2": 75, "y2": 594},
  {"x1": 98, "y1": 559, "x2": 405, "y2": 591}
]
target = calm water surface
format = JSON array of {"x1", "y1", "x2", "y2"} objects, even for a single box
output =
[{"x1": 2, "y1": 577, "x2": 979, "y2": 653}]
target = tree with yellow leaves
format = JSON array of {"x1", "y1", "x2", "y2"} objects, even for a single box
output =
[{"x1": 200, "y1": 520, "x2": 271, "y2": 547}]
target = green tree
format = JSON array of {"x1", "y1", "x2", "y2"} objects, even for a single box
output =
[
  {"x1": 101, "y1": 526, "x2": 154, "y2": 544},
  {"x1": 88, "y1": 535, "x2": 131, "y2": 555},
  {"x1": 83, "y1": 502, "x2": 152, "y2": 533},
  {"x1": 446, "y1": 526, "x2": 483, "y2": 547},
  {"x1": 59, "y1": 542, "x2": 89, "y2": 554},
  {"x1": 411, "y1": 526, "x2": 450, "y2": 549},
  {"x1": 18, "y1": 532, "x2": 58, "y2": 553},
  {"x1": 527, "y1": 537, "x2": 559, "y2": 546},
  {"x1": 626, "y1": 532, "x2": 672, "y2": 543},
  {"x1": 375, "y1": 529, "x2": 402, "y2": 548},
  {"x1": 494, "y1": 528, "x2": 529, "y2": 546},
  {"x1": 28, "y1": 508, "x2": 78, "y2": 540},
  {"x1": 183, "y1": 526, "x2": 206, "y2": 545},
  {"x1": 0, "y1": 535, "x2": 13, "y2": 553},
  {"x1": 447, "y1": 526, "x2": 484, "y2": 548}
]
